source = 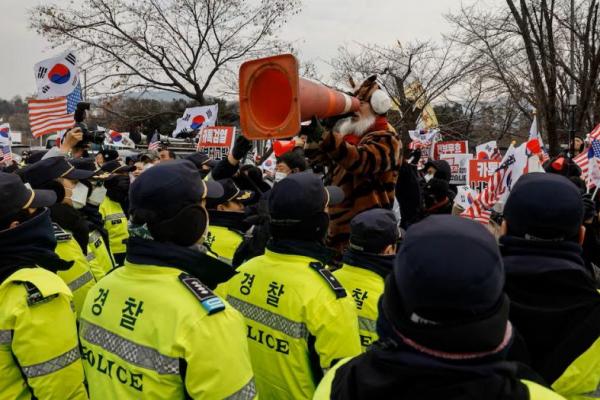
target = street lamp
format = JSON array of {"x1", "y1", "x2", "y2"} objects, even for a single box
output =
[{"x1": 568, "y1": 0, "x2": 576, "y2": 157}]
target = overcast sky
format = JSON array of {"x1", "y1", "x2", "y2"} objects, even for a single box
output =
[{"x1": 0, "y1": 0, "x2": 464, "y2": 99}]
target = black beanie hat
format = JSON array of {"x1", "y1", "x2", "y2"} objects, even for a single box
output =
[
  {"x1": 381, "y1": 215, "x2": 510, "y2": 356},
  {"x1": 504, "y1": 173, "x2": 584, "y2": 241}
]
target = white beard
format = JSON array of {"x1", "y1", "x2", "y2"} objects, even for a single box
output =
[{"x1": 335, "y1": 114, "x2": 376, "y2": 136}]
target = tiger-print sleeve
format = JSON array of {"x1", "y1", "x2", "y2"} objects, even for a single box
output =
[{"x1": 320, "y1": 131, "x2": 401, "y2": 175}]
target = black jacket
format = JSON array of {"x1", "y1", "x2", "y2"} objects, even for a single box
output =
[{"x1": 501, "y1": 235, "x2": 600, "y2": 383}]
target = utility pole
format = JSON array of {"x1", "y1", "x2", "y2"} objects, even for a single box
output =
[{"x1": 569, "y1": 0, "x2": 577, "y2": 157}]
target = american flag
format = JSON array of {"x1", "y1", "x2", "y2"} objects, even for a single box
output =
[
  {"x1": 574, "y1": 124, "x2": 600, "y2": 181},
  {"x1": 27, "y1": 85, "x2": 82, "y2": 138},
  {"x1": 148, "y1": 131, "x2": 160, "y2": 151},
  {"x1": 0, "y1": 145, "x2": 12, "y2": 164},
  {"x1": 585, "y1": 140, "x2": 600, "y2": 189}
]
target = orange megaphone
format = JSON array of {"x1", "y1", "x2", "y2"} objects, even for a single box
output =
[
  {"x1": 273, "y1": 140, "x2": 296, "y2": 157},
  {"x1": 239, "y1": 54, "x2": 360, "y2": 139}
]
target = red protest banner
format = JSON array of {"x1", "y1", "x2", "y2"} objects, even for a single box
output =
[
  {"x1": 197, "y1": 126, "x2": 236, "y2": 159},
  {"x1": 433, "y1": 140, "x2": 468, "y2": 160},
  {"x1": 468, "y1": 159, "x2": 500, "y2": 192}
]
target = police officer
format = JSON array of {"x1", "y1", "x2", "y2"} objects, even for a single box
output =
[
  {"x1": 314, "y1": 216, "x2": 565, "y2": 400},
  {"x1": 0, "y1": 172, "x2": 88, "y2": 400},
  {"x1": 71, "y1": 158, "x2": 116, "y2": 280},
  {"x1": 333, "y1": 209, "x2": 399, "y2": 351},
  {"x1": 20, "y1": 157, "x2": 98, "y2": 315},
  {"x1": 79, "y1": 160, "x2": 257, "y2": 399},
  {"x1": 99, "y1": 160, "x2": 134, "y2": 266},
  {"x1": 205, "y1": 178, "x2": 254, "y2": 266},
  {"x1": 501, "y1": 173, "x2": 600, "y2": 398},
  {"x1": 221, "y1": 171, "x2": 361, "y2": 399}
]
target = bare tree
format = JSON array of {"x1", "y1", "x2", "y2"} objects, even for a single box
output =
[
  {"x1": 31, "y1": 0, "x2": 301, "y2": 104},
  {"x1": 448, "y1": 0, "x2": 600, "y2": 155},
  {"x1": 330, "y1": 39, "x2": 478, "y2": 140}
]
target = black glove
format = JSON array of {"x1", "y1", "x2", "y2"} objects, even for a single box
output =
[
  {"x1": 231, "y1": 135, "x2": 253, "y2": 161},
  {"x1": 322, "y1": 112, "x2": 354, "y2": 131},
  {"x1": 583, "y1": 193, "x2": 596, "y2": 223},
  {"x1": 408, "y1": 148, "x2": 422, "y2": 165},
  {"x1": 301, "y1": 116, "x2": 326, "y2": 144}
]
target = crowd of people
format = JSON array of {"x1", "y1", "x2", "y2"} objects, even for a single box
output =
[{"x1": 1, "y1": 76, "x2": 600, "y2": 400}]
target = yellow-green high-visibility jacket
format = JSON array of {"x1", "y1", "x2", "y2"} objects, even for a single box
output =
[
  {"x1": 0, "y1": 267, "x2": 88, "y2": 400},
  {"x1": 220, "y1": 249, "x2": 361, "y2": 400},
  {"x1": 99, "y1": 198, "x2": 128, "y2": 259},
  {"x1": 86, "y1": 229, "x2": 115, "y2": 282},
  {"x1": 313, "y1": 358, "x2": 567, "y2": 400},
  {"x1": 333, "y1": 263, "x2": 384, "y2": 351},
  {"x1": 551, "y1": 336, "x2": 600, "y2": 399},
  {"x1": 79, "y1": 261, "x2": 257, "y2": 399},
  {"x1": 206, "y1": 225, "x2": 244, "y2": 266},
  {"x1": 53, "y1": 223, "x2": 96, "y2": 316}
]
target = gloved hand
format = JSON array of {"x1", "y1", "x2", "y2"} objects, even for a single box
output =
[
  {"x1": 408, "y1": 148, "x2": 422, "y2": 165},
  {"x1": 583, "y1": 193, "x2": 596, "y2": 223},
  {"x1": 301, "y1": 116, "x2": 327, "y2": 144},
  {"x1": 231, "y1": 135, "x2": 253, "y2": 161}
]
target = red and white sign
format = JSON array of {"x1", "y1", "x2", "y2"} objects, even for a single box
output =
[
  {"x1": 433, "y1": 140, "x2": 468, "y2": 160},
  {"x1": 197, "y1": 126, "x2": 235, "y2": 160},
  {"x1": 468, "y1": 159, "x2": 500, "y2": 192},
  {"x1": 440, "y1": 153, "x2": 473, "y2": 185}
]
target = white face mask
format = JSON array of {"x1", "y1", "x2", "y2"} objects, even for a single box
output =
[
  {"x1": 424, "y1": 173, "x2": 434, "y2": 183},
  {"x1": 71, "y1": 182, "x2": 89, "y2": 210},
  {"x1": 88, "y1": 186, "x2": 107, "y2": 206},
  {"x1": 274, "y1": 171, "x2": 288, "y2": 183}
]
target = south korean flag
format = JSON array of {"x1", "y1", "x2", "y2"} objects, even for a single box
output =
[{"x1": 34, "y1": 50, "x2": 80, "y2": 99}]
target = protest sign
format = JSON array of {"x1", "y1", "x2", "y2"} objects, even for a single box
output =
[
  {"x1": 433, "y1": 140, "x2": 468, "y2": 160},
  {"x1": 197, "y1": 126, "x2": 235, "y2": 160},
  {"x1": 468, "y1": 159, "x2": 501, "y2": 192},
  {"x1": 440, "y1": 153, "x2": 473, "y2": 185}
]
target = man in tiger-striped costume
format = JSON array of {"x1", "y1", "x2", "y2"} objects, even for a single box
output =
[{"x1": 306, "y1": 76, "x2": 402, "y2": 253}]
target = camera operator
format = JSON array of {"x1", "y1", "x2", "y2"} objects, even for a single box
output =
[{"x1": 42, "y1": 127, "x2": 84, "y2": 160}]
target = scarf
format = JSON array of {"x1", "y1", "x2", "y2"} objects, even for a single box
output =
[
  {"x1": 126, "y1": 235, "x2": 236, "y2": 289},
  {"x1": 0, "y1": 209, "x2": 73, "y2": 283},
  {"x1": 342, "y1": 250, "x2": 394, "y2": 279},
  {"x1": 267, "y1": 239, "x2": 334, "y2": 266},
  {"x1": 50, "y1": 203, "x2": 90, "y2": 254},
  {"x1": 343, "y1": 116, "x2": 390, "y2": 145},
  {"x1": 329, "y1": 338, "x2": 541, "y2": 400}
]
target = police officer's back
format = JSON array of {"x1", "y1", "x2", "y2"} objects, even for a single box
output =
[
  {"x1": 78, "y1": 160, "x2": 256, "y2": 399},
  {"x1": 315, "y1": 216, "x2": 565, "y2": 400},
  {"x1": 19, "y1": 157, "x2": 98, "y2": 315},
  {"x1": 501, "y1": 173, "x2": 600, "y2": 398},
  {"x1": 333, "y1": 209, "x2": 399, "y2": 350},
  {"x1": 221, "y1": 171, "x2": 361, "y2": 399},
  {"x1": 0, "y1": 172, "x2": 87, "y2": 400}
]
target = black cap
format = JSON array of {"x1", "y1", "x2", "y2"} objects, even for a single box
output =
[
  {"x1": 504, "y1": 172, "x2": 584, "y2": 241},
  {"x1": 25, "y1": 150, "x2": 48, "y2": 165},
  {"x1": 382, "y1": 215, "x2": 508, "y2": 354},
  {"x1": 185, "y1": 152, "x2": 212, "y2": 170},
  {"x1": 70, "y1": 157, "x2": 102, "y2": 174},
  {"x1": 207, "y1": 179, "x2": 254, "y2": 208},
  {"x1": 99, "y1": 149, "x2": 119, "y2": 162},
  {"x1": 0, "y1": 172, "x2": 57, "y2": 221},
  {"x1": 101, "y1": 160, "x2": 136, "y2": 174},
  {"x1": 20, "y1": 157, "x2": 96, "y2": 188},
  {"x1": 349, "y1": 209, "x2": 399, "y2": 253},
  {"x1": 130, "y1": 160, "x2": 223, "y2": 221},
  {"x1": 269, "y1": 172, "x2": 343, "y2": 224}
]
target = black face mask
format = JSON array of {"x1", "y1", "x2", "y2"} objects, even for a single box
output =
[{"x1": 105, "y1": 174, "x2": 130, "y2": 203}]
